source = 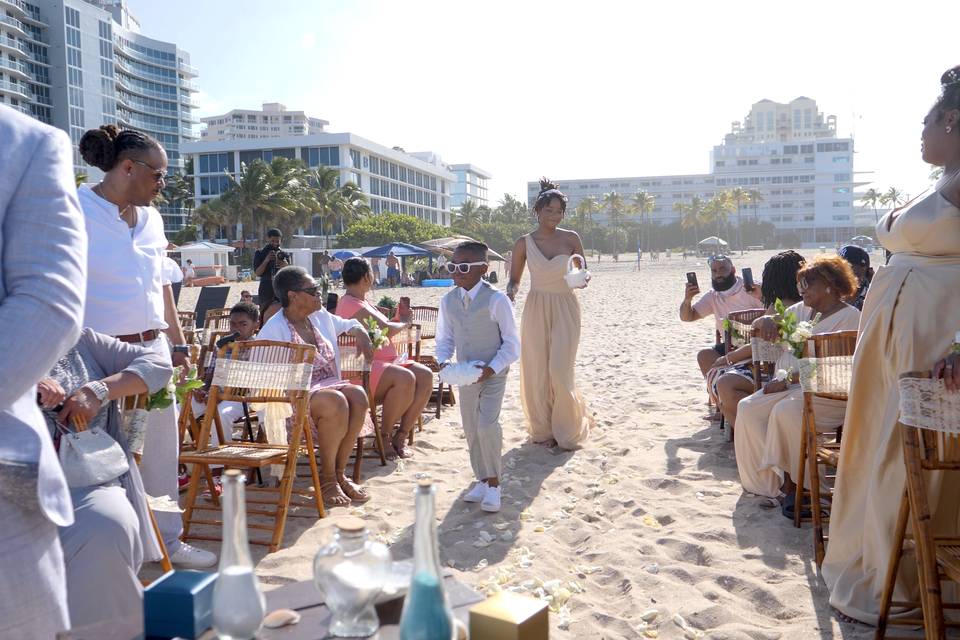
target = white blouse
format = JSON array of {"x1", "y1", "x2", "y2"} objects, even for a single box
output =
[
  {"x1": 79, "y1": 185, "x2": 169, "y2": 335},
  {"x1": 257, "y1": 307, "x2": 362, "y2": 380}
]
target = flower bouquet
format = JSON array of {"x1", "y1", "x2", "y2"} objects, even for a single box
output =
[
  {"x1": 772, "y1": 298, "x2": 821, "y2": 359},
  {"x1": 124, "y1": 365, "x2": 203, "y2": 456},
  {"x1": 363, "y1": 316, "x2": 390, "y2": 350}
]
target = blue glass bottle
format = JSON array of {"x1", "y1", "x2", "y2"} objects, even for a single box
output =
[{"x1": 399, "y1": 478, "x2": 454, "y2": 640}]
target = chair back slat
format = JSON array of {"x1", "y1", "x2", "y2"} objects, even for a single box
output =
[
  {"x1": 899, "y1": 371, "x2": 960, "y2": 438},
  {"x1": 178, "y1": 311, "x2": 196, "y2": 331},
  {"x1": 411, "y1": 306, "x2": 438, "y2": 340},
  {"x1": 204, "y1": 311, "x2": 232, "y2": 332},
  {"x1": 338, "y1": 334, "x2": 371, "y2": 376},
  {"x1": 199, "y1": 330, "x2": 233, "y2": 370},
  {"x1": 210, "y1": 340, "x2": 316, "y2": 403},
  {"x1": 389, "y1": 323, "x2": 422, "y2": 360},
  {"x1": 798, "y1": 330, "x2": 858, "y2": 400},
  {"x1": 725, "y1": 308, "x2": 765, "y2": 350}
]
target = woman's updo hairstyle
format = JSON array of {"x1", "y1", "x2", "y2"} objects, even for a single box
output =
[
  {"x1": 78, "y1": 124, "x2": 161, "y2": 172},
  {"x1": 796, "y1": 255, "x2": 858, "y2": 301},
  {"x1": 934, "y1": 65, "x2": 960, "y2": 120},
  {"x1": 532, "y1": 177, "x2": 568, "y2": 214},
  {"x1": 342, "y1": 257, "x2": 371, "y2": 286}
]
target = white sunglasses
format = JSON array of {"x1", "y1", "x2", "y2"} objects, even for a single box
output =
[{"x1": 445, "y1": 261, "x2": 486, "y2": 274}]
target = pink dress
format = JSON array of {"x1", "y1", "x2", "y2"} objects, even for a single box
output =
[{"x1": 335, "y1": 294, "x2": 414, "y2": 396}]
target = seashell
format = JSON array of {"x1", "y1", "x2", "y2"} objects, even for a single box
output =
[
  {"x1": 685, "y1": 629, "x2": 705, "y2": 639},
  {"x1": 642, "y1": 514, "x2": 663, "y2": 529},
  {"x1": 644, "y1": 630, "x2": 659, "y2": 638},
  {"x1": 640, "y1": 608, "x2": 659, "y2": 622},
  {"x1": 672, "y1": 613, "x2": 688, "y2": 628},
  {"x1": 262, "y1": 608, "x2": 301, "y2": 629},
  {"x1": 645, "y1": 563, "x2": 660, "y2": 574}
]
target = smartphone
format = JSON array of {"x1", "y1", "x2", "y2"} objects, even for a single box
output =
[
  {"x1": 742, "y1": 267, "x2": 754, "y2": 290},
  {"x1": 686, "y1": 272, "x2": 698, "y2": 288},
  {"x1": 399, "y1": 296, "x2": 411, "y2": 312},
  {"x1": 325, "y1": 292, "x2": 339, "y2": 313}
]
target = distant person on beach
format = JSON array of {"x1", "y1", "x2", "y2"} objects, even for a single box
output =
[
  {"x1": 183, "y1": 259, "x2": 195, "y2": 286},
  {"x1": 837, "y1": 245, "x2": 873, "y2": 310},
  {"x1": 679, "y1": 254, "x2": 761, "y2": 378},
  {"x1": 437, "y1": 241, "x2": 520, "y2": 512},
  {"x1": 371, "y1": 256, "x2": 382, "y2": 285},
  {"x1": 0, "y1": 104, "x2": 87, "y2": 639},
  {"x1": 822, "y1": 65, "x2": 960, "y2": 625},
  {"x1": 254, "y1": 228, "x2": 288, "y2": 324},
  {"x1": 386, "y1": 251, "x2": 401, "y2": 286},
  {"x1": 239, "y1": 290, "x2": 254, "y2": 304},
  {"x1": 508, "y1": 179, "x2": 592, "y2": 450}
]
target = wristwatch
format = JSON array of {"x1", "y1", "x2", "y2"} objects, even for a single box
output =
[
  {"x1": 172, "y1": 345, "x2": 191, "y2": 356},
  {"x1": 82, "y1": 380, "x2": 110, "y2": 407}
]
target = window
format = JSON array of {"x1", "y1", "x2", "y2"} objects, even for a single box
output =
[
  {"x1": 349, "y1": 149, "x2": 361, "y2": 169},
  {"x1": 782, "y1": 158, "x2": 792, "y2": 164},
  {"x1": 771, "y1": 158, "x2": 781, "y2": 164},
  {"x1": 67, "y1": 47, "x2": 81, "y2": 67},
  {"x1": 399, "y1": 166, "x2": 407, "y2": 182},
  {"x1": 390, "y1": 182, "x2": 398, "y2": 199},
  {"x1": 66, "y1": 28, "x2": 82, "y2": 48},
  {"x1": 65, "y1": 7, "x2": 80, "y2": 27},
  {"x1": 370, "y1": 157, "x2": 379, "y2": 174},
  {"x1": 390, "y1": 163, "x2": 398, "y2": 180},
  {"x1": 783, "y1": 145, "x2": 798, "y2": 154},
  {"x1": 800, "y1": 144, "x2": 814, "y2": 154},
  {"x1": 833, "y1": 201, "x2": 847, "y2": 207},
  {"x1": 804, "y1": 157, "x2": 814, "y2": 163},
  {"x1": 748, "y1": 159, "x2": 758, "y2": 165},
  {"x1": 833, "y1": 187, "x2": 850, "y2": 194},
  {"x1": 833, "y1": 173, "x2": 850, "y2": 182},
  {"x1": 832, "y1": 156, "x2": 849, "y2": 163},
  {"x1": 832, "y1": 215, "x2": 850, "y2": 221},
  {"x1": 370, "y1": 177, "x2": 379, "y2": 196}
]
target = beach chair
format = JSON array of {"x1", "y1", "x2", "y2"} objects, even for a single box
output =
[
  {"x1": 411, "y1": 305, "x2": 453, "y2": 418},
  {"x1": 179, "y1": 340, "x2": 324, "y2": 553},
  {"x1": 390, "y1": 324, "x2": 425, "y2": 442},
  {"x1": 793, "y1": 330, "x2": 857, "y2": 567},
  {"x1": 338, "y1": 334, "x2": 386, "y2": 483},
  {"x1": 750, "y1": 335, "x2": 783, "y2": 393},
  {"x1": 178, "y1": 310, "x2": 196, "y2": 331},
  {"x1": 876, "y1": 371, "x2": 960, "y2": 639},
  {"x1": 718, "y1": 309, "x2": 765, "y2": 439},
  {"x1": 203, "y1": 311, "x2": 232, "y2": 333}
]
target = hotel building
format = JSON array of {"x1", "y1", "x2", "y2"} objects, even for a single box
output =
[
  {"x1": 527, "y1": 97, "x2": 863, "y2": 245},
  {"x1": 448, "y1": 163, "x2": 492, "y2": 208},
  {"x1": 0, "y1": 0, "x2": 198, "y2": 229},
  {"x1": 200, "y1": 102, "x2": 328, "y2": 141}
]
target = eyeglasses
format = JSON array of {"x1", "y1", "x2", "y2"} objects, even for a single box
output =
[
  {"x1": 292, "y1": 286, "x2": 320, "y2": 297},
  {"x1": 134, "y1": 160, "x2": 166, "y2": 183},
  {"x1": 445, "y1": 261, "x2": 486, "y2": 274}
]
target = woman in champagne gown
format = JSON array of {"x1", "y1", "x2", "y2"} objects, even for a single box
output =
[
  {"x1": 822, "y1": 66, "x2": 960, "y2": 624},
  {"x1": 508, "y1": 179, "x2": 592, "y2": 450}
]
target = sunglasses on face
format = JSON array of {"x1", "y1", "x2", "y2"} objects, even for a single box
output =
[
  {"x1": 707, "y1": 255, "x2": 731, "y2": 266},
  {"x1": 445, "y1": 261, "x2": 486, "y2": 274},
  {"x1": 134, "y1": 160, "x2": 166, "y2": 183},
  {"x1": 293, "y1": 286, "x2": 320, "y2": 297}
]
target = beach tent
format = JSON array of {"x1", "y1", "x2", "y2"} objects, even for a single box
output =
[
  {"x1": 698, "y1": 236, "x2": 729, "y2": 255},
  {"x1": 419, "y1": 236, "x2": 506, "y2": 261},
  {"x1": 332, "y1": 249, "x2": 359, "y2": 261},
  {"x1": 360, "y1": 242, "x2": 431, "y2": 258}
]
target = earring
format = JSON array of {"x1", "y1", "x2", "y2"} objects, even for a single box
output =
[
  {"x1": 948, "y1": 126, "x2": 954, "y2": 134},
  {"x1": 826, "y1": 287, "x2": 831, "y2": 293}
]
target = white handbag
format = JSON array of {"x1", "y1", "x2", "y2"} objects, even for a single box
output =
[{"x1": 56, "y1": 422, "x2": 129, "y2": 488}]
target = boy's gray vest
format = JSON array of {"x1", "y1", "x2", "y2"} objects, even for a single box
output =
[{"x1": 441, "y1": 281, "x2": 505, "y2": 372}]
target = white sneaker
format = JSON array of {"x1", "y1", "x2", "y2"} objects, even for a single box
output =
[
  {"x1": 481, "y1": 485, "x2": 501, "y2": 513},
  {"x1": 170, "y1": 542, "x2": 217, "y2": 568},
  {"x1": 463, "y1": 481, "x2": 488, "y2": 503}
]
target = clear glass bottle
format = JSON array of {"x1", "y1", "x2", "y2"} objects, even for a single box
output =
[
  {"x1": 313, "y1": 516, "x2": 391, "y2": 637},
  {"x1": 211, "y1": 469, "x2": 265, "y2": 640},
  {"x1": 399, "y1": 478, "x2": 454, "y2": 640}
]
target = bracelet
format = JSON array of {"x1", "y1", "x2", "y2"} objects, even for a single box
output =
[
  {"x1": 724, "y1": 355, "x2": 732, "y2": 366},
  {"x1": 82, "y1": 381, "x2": 110, "y2": 407}
]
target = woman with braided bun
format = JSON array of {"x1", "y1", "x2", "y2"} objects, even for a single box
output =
[
  {"x1": 508, "y1": 178, "x2": 592, "y2": 450},
  {"x1": 822, "y1": 65, "x2": 960, "y2": 625},
  {"x1": 76, "y1": 125, "x2": 216, "y2": 569}
]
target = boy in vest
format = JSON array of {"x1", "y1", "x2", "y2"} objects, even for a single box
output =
[{"x1": 436, "y1": 241, "x2": 520, "y2": 512}]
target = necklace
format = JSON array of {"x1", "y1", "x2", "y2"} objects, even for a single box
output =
[{"x1": 93, "y1": 183, "x2": 135, "y2": 227}]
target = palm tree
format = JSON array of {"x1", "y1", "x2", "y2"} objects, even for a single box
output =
[
  {"x1": 680, "y1": 196, "x2": 706, "y2": 250},
  {"x1": 729, "y1": 186, "x2": 748, "y2": 254},
  {"x1": 191, "y1": 196, "x2": 230, "y2": 240},
  {"x1": 673, "y1": 201, "x2": 689, "y2": 248},
  {"x1": 217, "y1": 158, "x2": 310, "y2": 248},
  {"x1": 453, "y1": 200, "x2": 480, "y2": 232},
  {"x1": 880, "y1": 187, "x2": 905, "y2": 216},
  {"x1": 703, "y1": 192, "x2": 733, "y2": 252},
  {"x1": 75, "y1": 173, "x2": 87, "y2": 188},
  {"x1": 745, "y1": 189, "x2": 764, "y2": 223},
  {"x1": 602, "y1": 191, "x2": 626, "y2": 256},
  {"x1": 860, "y1": 187, "x2": 882, "y2": 224},
  {"x1": 494, "y1": 193, "x2": 530, "y2": 225},
  {"x1": 631, "y1": 190, "x2": 656, "y2": 254},
  {"x1": 574, "y1": 197, "x2": 601, "y2": 252}
]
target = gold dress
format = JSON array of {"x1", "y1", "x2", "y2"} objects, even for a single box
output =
[
  {"x1": 519, "y1": 234, "x2": 592, "y2": 449},
  {"x1": 822, "y1": 185, "x2": 960, "y2": 623}
]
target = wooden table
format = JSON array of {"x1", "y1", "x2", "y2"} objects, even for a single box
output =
[{"x1": 59, "y1": 574, "x2": 482, "y2": 640}]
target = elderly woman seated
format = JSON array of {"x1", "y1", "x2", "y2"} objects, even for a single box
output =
[
  {"x1": 38, "y1": 328, "x2": 173, "y2": 628},
  {"x1": 257, "y1": 266, "x2": 375, "y2": 508},
  {"x1": 733, "y1": 255, "x2": 861, "y2": 509},
  {"x1": 709, "y1": 250, "x2": 806, "y2": 426},
  {"x1": 335, "y1": 257, "x2": 434, "y2": 459}
]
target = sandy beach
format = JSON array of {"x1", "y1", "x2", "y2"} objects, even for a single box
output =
[{"x1": 175, "y1": 250, "x2": 871, "y2": 640}]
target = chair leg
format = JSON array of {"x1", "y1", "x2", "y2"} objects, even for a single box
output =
[
  {"x1": 435, "y1": 379, "x2": 442, "y2": 418},
  {"x1": 795, "y1": 400, "x2": 811, "y2": 529},
  {"x1": 371, "y1": 408, "x2": 386, "y2": 466},
  {"x1": 809, "y1": 422, "x2": 826, "y2": 566},
  {"x1": 875, "y1": 490, "x2": 910, "y2": 639},
  {"x1": 353, "y1": 437, "x2": 364, "y2": 484},
  {"x1": 300, "y1": 421, "x2": 324, "y2": 520},
  {"x1": 147, "y1": 504, "x2": 172, "y2": 574},
  {"x1": 180, "y1": 462, "x2": 206, "y2": 539}
]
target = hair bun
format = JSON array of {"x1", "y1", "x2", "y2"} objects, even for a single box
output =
[
  {"x1": 78, "y1": 125, "x2": 119, "y2": 172},
  {"x1": 941, "y1": 65, "x2": 960, "y2": 89},
  {"x1": 539, "y1": 177, "x2": 560, "y2": 193}
]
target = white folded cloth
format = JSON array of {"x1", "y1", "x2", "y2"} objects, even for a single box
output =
[{"x1": 439, "y1": 361, "x2": 485, "y2": 386}]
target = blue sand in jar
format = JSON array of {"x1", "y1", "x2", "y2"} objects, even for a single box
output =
[{"x1": 399, "y1": 571, "x2": 452, "y2": 640}]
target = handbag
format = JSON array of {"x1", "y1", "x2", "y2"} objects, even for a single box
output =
[{"x1": 56, "y1": 421, "x2": 129, "y2": 488}]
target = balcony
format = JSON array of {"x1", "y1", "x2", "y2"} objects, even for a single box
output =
[
  {"x1": 116, "y1": 73, "x2": 178, "y2": 101},
  {"x1": 179, "y1": 93, "x2": 198, "y2": 108},
  {"x1": 114, "y1": 56, "x2": 180, "y2": 86},
  {"x1": 177, "y1": 60, "x2": 198, "y2": 76},
  {"x1": 0, "y1": 80, "x2": 33, "y2": 102},
  {"x1": 0, "y1": 56, "x2": 28, "y2": 79},
  {"x1": 0, "y1": 16, "x2": 26, "y2": 37},
  {"x1": 117, "y1": 112, "x2": 180, "y2": 135},
  {"x1": 113, "y1": 41, "x2": 177, "y2": 70},
  {"x1": 0, "y1": 0, "x2": 28, "y2": 18},
  {"x1": 115, "y1": 93, "x2": 179, "y2": 119}
]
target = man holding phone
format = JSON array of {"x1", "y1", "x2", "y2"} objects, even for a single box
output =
[
  {"x1": 679, "y1": 255, "x2": 761, "y2": 377},
  {"x1": 253, "y1": 228, "x2": 289, "y2": 316}
]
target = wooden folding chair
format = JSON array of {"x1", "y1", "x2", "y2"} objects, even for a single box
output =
[
  {"x1": 203, "y1": 311, "x2": 232, "y2": 332},
  {"x1": 338, "y1": 334, "x2": 386, "y2": 483},
  {"x1": 876, "y1": 372, "x2": 960, "y2": 639},
  {"x1": 411, "y1": 305, "x2": 454, "y2": 418},
  {"x1": 750, "y1": 335, "x2": 784, "y2": 393},
  {"x1": 390, "y1": 324, "x2": 425, "y2": 442},
  {"x1": 180, "y1": 340, "x2": 324, "y2": 552},
  {"x1": 718, "y1": 309, "x2": 765, "y2": 439},
  {"x1": 793, "y1": 330, "x2": 857, "y2": 567},
  {"x1": 178, "y1": 310, "x2": 196, "y2": 331}
]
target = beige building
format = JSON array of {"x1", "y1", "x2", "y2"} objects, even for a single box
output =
[{"x1": 200, "y1": 102, "x2": 328, "y2": 141}]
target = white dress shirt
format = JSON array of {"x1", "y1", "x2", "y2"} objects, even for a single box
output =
[
  {"x1": 79, "y1": 184, "x2": 169, "y2": 336},
  {"x1": 161, "y1": 257, "x2": 183, "y2": 285},
  {"x1": 435, "y1": 280, "x2": 520, "y2": 375}
]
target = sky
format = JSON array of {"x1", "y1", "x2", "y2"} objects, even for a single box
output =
[{"x1": 129, "y1": 0, "x2": 957, "y2": 203}]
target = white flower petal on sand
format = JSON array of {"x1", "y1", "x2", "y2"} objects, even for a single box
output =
[
  {"x1": 519, "y1": 509, "x2": 533, "y2": 521},
  {"x1": 645, "y1": 563, "x2": 659, "y2": 574}
]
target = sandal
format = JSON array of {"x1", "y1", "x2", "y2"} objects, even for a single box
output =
[
  {"x1": 337, "y1": 473, "x2": 370, "y2": 503},
  {"x1": 390, "y1": 430, "x2": 414, "y2": 459},
  {"x1": 321, "y1": 478, "x2": 351, "y2": 508},
  {"x1": 781, "y1": 493, "x2": 829, "y2": 520}
]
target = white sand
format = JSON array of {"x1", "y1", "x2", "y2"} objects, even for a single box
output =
[{"x1": 174, "y1": 252, "x2": 872, "y2": 639}]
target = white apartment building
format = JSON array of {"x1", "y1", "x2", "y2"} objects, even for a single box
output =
[
  {"x1": 528, "y1": 98, "x2": 864, "y2": 245},
  {"x1": 0, "y1": 0, "x2": 199, "y2": 229},
  {"x1": 200, "y1": 102, "x2": 328, "y2": 141},
  {"x1": 184, "y1": 132, "x2": 457, "y2": 235},
  {"x1": 448, "y1": 163, "x2": 492, "y2": 208}
]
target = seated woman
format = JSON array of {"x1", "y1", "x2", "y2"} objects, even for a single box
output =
[
  {"x1": 710, "y1": 250, "x2": 806, "y2": 426},
  {"x1": 336, "y1": 257, "x2": 434, "y2": 458},
  {"x1": 734, "y1": 255, "x2": 860, "y2": 502},
  {"x1": 257, "y1": 266, "x2": 375, "y2": 508},
  {"x1": 38, "y1": 328, "x2": 173, "y2": 628}
]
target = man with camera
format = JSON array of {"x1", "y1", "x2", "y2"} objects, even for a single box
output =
[{"x1": 253, "y1": 228, "x2": 289, "y2": 317}]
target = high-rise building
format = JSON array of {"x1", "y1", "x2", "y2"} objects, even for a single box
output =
[
  {"x1": 528, "y1": 97, "x2": 862, "y2": 246},
  {"x1": 200, "y1": 102, "x2": 327, "y2": 141},
  {"x1": 448, "y1": 163, "x2": 491, "y2": 208},
  {"x1": 0, "y1": 0, "x2": 198, "y2": 229}
]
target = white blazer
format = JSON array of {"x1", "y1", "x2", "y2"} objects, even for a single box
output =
[
  {"x1": 0, "y1": 105, "x2": 87, "y2": 526},
  {"x1": 257, "y1": 307, "x2": 362, "y2": 380}
]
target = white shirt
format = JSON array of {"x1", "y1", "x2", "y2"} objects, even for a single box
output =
[
  {"x1": 435, "y1": 280, "x2": 520, "y2": 375},
  {"x1": 79, "y1": 185, "x2": 169, "y2": 335},
  {"x1": 257, "y1": 307, "x2": 362, "y2": 380},
  {"x1": 162, "y1": 257, "x2": 183, "y2": 285}
]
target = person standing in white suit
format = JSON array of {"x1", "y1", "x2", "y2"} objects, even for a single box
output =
[
  {"x1": 0, "y1": 104, "x2": 88, "y2": 638},
  {"x1": 76, "y1": 124, "x2": 215, "y2": 569}
]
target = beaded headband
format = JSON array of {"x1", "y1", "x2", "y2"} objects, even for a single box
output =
[
  {"x1": 536, "y1": 188, "x2": 567, "y2": 202},
  {"x1": 944, "y1": 68, "x2": 960, "y2": 90}
]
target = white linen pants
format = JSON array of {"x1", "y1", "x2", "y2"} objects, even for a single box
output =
[
  {"x1": 137, "y1": 336, "x2": 182, "y2": 551},
  {"x1": 458, "y1": 373, "x2": 507, "y2": 481},
  {"x1": 0, "y1": 490, "x2": 69, "y2": 638}
]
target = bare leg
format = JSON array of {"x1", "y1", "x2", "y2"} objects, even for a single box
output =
[
  {"x1": 375, "y1": 365, "x2": 415, "y2": 458},
  {"x1": 335, "y1": 384, "x2": 371, "y2": 502},
  {"x1": 309, "y1": 389, "x2": 350, "y2": 507},
  {"x1": 716, "y1": 372, "x2": 756, "y2": 426},
  {"x1": 697, "y1": 347, "x2": 719, "y2": 377}
]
